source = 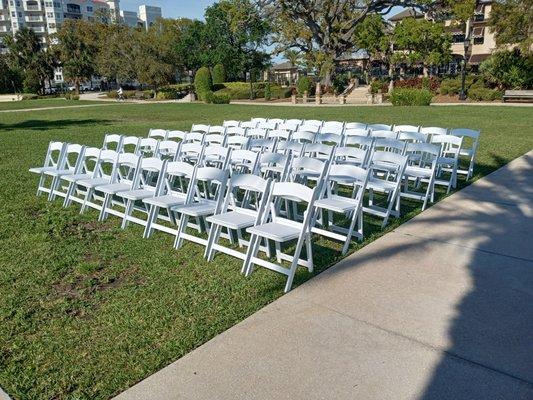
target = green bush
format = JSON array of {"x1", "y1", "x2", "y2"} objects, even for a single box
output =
[
  {"x1": 156, "y1": 88, "x2": 177, "y2": 100},
  {"x1": 296, "y1": 76, "x2": 313, "y2": 96},
  {"x1": 480, "y1": 49, "x2": 533, "y2": 90},
  {"x1": 264, "y1": 82, "x2": 271, "y2": 100},
  {"x1": 63, "y1": 93, "x2": 80, "y2": 100},
  {"x1": 389, "y1": 88, "x2": 433, "y2": 106},
  {"x1": 194, "y1": 67, "x2": 213, "y2": 101},
  {"x1": 106, "y1": 90, "x2": 136, "y2": 99},
  {"x1": 212, "y1": 64, "x2": 226, "y2": 85},
  {"x1": 22, "y1": 72, "x2": 41, "y2": 94},
  {"x1": 467, "y1": 87, "x2": 503, "y2": 102},
  {"x1": 21, "y1": 93, "x2": 38, "y2": 100},
  {"x1": 204, "y1": 90, "x2": 230, "y2": 104},
  {"x1": 333, "y1": 73, "x2": 350, "y2": 94}
]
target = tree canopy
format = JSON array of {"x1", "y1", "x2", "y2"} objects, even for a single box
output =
[{"x1": 488, "y1": 0, "x2": 533, "y2": 53}]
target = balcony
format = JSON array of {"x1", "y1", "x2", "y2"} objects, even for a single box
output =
[
  {"x1": 31, "y1": 26, "x2": 46, "y2": 33},
  {"x1": 24, "y1": 1, "x2": 42, "y2": 12},
  {"x1": 0, "y1": 25, "x2": 11, "y2": 32},
  {"x1": 25, "y1": 15, "x2": 44, "y2": 22}
]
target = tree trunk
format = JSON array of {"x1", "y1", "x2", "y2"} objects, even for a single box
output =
[
  {"x1": 423, "y1": 65, "x2": 429, "y2": 77},
  {"x1": 75, "y1": 79, "x2": 80, "y2": 95},
  {"x1": 321, "y1": 69, "x2": 332, "y2": 92}
]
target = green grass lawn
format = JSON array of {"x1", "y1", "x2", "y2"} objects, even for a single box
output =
[
  {"x1": 0, "y1": 104, "x2": 531, "y2": 400},
  {"x1": 0, "y1": 98, "x2": 110, "y2": 111}
]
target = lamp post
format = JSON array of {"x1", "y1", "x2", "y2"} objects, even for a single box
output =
[{"x1": 459, "y1": 38, "x2": 470, "y2": 100}]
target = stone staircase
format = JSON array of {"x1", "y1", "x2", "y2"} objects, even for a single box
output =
[{"x1": 345, "y1": 85, "x2": 371, "y2": 104}]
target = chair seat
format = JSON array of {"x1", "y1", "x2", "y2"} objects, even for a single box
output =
[
  {"x1": 261, "y1": 166, "x2": 284, "y2": 175},
  {"x1": 460, "y1": 148, "x2": 473, "y2": 157},
  {"x1": 29, "y1": 166, "x2": 57, "y2": 174},
  {"x1": 172, "y1": 200, "x2": 216, "y2": 217},
  {"x1": 116, "y1": 189, "x2": 156, "y2": 201},
  {"x1": 76, "y1": 177, "x2": 111, "y2": 189},
  {"x1": 206, "y1": 211, "x2": 256, "y2": 230},
  {"x1": 44, "y1": 168, "x2": 74, "y2": 177},
  {"x1": 367, "y1": 178, "x2": 396, "y2": 191},
  {"x1": 247, "y1": 222, "x2": 301, "y2": 242},
  {"x1": 405, "y1": 166, "x2": 432, "y2": 179},
  {"x1": 95, "y1": 183, "x2": 131, "y2": 194},
  {"x1": 62, "y1": 173, "x2": 93, "y2": 183},
  {"x1": 314, "y1": 196, "x2": 358, "y2": 213},
  {"x1": 143, "y1": 194, "x2": 187, "y2": 208},
  {"x1": 437, "y1": 156, "x2": 457, "y2": 166}
]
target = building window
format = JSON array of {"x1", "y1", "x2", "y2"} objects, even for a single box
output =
[
  {"x1": 473, "y1": 36, "x2": 484, "y2": 45},
  {"x1": 87, "y1": 6, "x2": 93, "y2": 12}
]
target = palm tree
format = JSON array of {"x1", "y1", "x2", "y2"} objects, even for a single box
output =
[{"x1": 284, "y1": 49, "x2": 301, "y2": 85}]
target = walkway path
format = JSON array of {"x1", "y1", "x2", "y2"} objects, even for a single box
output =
[{"x1": 115, "y1": 151, "x2": 533, "y2": 400}]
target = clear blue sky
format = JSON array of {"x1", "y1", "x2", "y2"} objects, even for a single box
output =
[{"x1": 120, "y1": 0, "x2": 216, "y2": 19}]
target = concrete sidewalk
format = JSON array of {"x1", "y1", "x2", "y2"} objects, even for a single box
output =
[{"x1": 116, "y1": 152, "x2": 533, "y2": 400}]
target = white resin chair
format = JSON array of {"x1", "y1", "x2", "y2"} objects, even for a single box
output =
[
  {"x1": 156, "y1": 140, "x2": 181, "y2": 160},
  {"x1": 204, "y1": 133, "x2": 227, "y2": 147},
  {"x1": 259, "y1": 152, "x2": 290, "y2": 181},
  {"x1": 297, "y1": 124, "x2": 321, "y2": 134},
  {"x1": 29, "y1": 141, "x2": 67, "y2": 197},
  {"x1": 268, "y1": 118, "x2": 285, "y2": 125},
  {"x1": 312, "y1": 164, "x2": 369, "y2": 254},
  {"x1": 268, "y1": 129, "x2": 291, "y2": 141},
  {"x1": 176, "y1": 142, "x2": 204, "y2": 164},
  {"x1": 257, "y1": 121, "x2": 278, "y2": 131},
  {"x1": 249, "y1": 137, "x2": 277, "y2": 153},
  {"x1": 321, "y1": 121, "x2": 344, "y2": 134},
  {"x1": 226, "y1": 135, "x2": 249, "y2": 150},
  {"x1": 243, "y1": 181, "x2": 319, "y2": 293},
  {"x1": 333, "y1": 146, "x2": 369, "y2": 167},
  {"x1": 60, "y1": 147, "x2": 101, "y2": 207},
  {"x1": 398, "y1": 131, "x2": 427, "y2": 143},
  {"x1": 103, "y1": 134, "x2": 124, "y2": 151},
  {"x1": 251, "y1": 117, "x2": 268, "y2": 125},
  {"x1": 343, "y1": 128, "x2": 370, "y2": 139},
  {"x1": 345, "y1": 122, "x2": 367, "y2": 130},
  {"x1": 44, "y1": 144, "x2": 86, "y2": 201},
  {"x1": 394, "y1": 124, "x2": 420, "y2": 133},
  {"x1": 167, "y1": 130, "x2": 187, "y2": 142},
  {"x1": 190, "y1": 124, "x2": 210, "y2": 134},
  {"x1": 205, "y1": 174, "x2": 272, "y2": 262},
  {"x1": 303, "y1": 119, "x2": 323, "y2": 127},
  {"x1": 182, "y1": 132, "x2": 205, "y2": 145},
  {"x1": 225, "y1": 127, "x2": 246, "y2": 137},
  {"x1": 201, "y1": 145, "x2": 231, "y2": 169},
  {"x1": 420, "y1": 127, "x2": 448, "y2": 143},
  {"x1": 285, "y1": 119, "x2": 303, "y2": 126},
  {"x1": 229, "y1": 149, "x2": 259, "y2": 175},
  {"x1": 223, "y1": 120, "x2": 241, "y2": 128},
  {"x1": 240, "y1": 121, "x2": 258, "y2": 129},
  {"x1": 291, "y1": 130, "x2": 315, "y2": 143},
  {"x1": 449, "y1": 128, "x2": 480, "y2": 180},
  {"x1": 246, "y1": 128, "x2": 268, "y2": 139},
  {"x1": 370, "y1": 130, "x2": 398, "y2": 140},
  {"x1": 277, "y1": 140, "x2": 305, "y2": 157},
  {"x1": 121, "y1": 136, "x2": 141, "y2": 154},
  {"x1": 315, "y1": 133, "x2": 343, "y2": 146},
  {"x1": 364, "y1": 151, "x2": 408, "y2": 227},
  {"x1": 431, "y1": 134, "x2": 463, "y2": 193},
  {"x1": 208, "y1": 126, "x2": 227, "y2": 135},
  {"x1": 402, "y1": 143, "x2": 439, "y2": 210},
  {"x1": 137, "y1": 137, "x2": 160, "y2": 157},
  {"x1": 368, "y1": 123, "x2": 392, "y2": 131},
  {"x1": 278, "y1": 122, "x2": 300, "y2": 132}
]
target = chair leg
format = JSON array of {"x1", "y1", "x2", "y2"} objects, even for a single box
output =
[
  {"x1": 36, "y1": 174, "x2": 46, "y2": 196},
  {"x1": 305, "y1": 234, "x2": 313, "y2": 272},
  {"x1": 242, "y1": 234, "x2": 261, "y2": 275},
  {"x1": 174, "y1": 214, "x2": 189, "y2": 249},
  {"x1": 121, "y1": 199, "x2": 135, "y2": 229},
  {"x1": 63, "y1": 182, "x2": 76, "y2": 207},
  {"x1": 48, "y1": 176, "x2": 59, "y2": 201},
  {"x1": 143, "y1": 205, "x2": 159, "y2": 238},
  {"x1": 98, "y1": 194, "x2": 112, "y2": 221},
  {"x1": 205, "y1": 223, "x2": 222, "y2": 261},
  {"x1": 80, "y1": 188, "x2": 94, "y2": 214},
  {"x1": 284, "y1": 236, "x2": 307, "y2": 293}
]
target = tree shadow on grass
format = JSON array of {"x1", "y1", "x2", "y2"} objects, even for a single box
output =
[{"x1": 0, "y1": 119, "x2": 113, "y2": 132}]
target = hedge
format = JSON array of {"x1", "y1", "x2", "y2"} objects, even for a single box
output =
[
  {"x1": 194, "y1": 67, "x2": 213, "y2": 101},
  {"x1": 389, "y1": 88, "x2": 433, "y2": 106},
  {"x1": 212, "y1": 64, "x2": 226, "y2": 85},
  {"x1": 204, "y1": 90, "x2": 230, "y2": 104},
  {"x1": 467, "y1": 87, "x2": 503, "y2": 102},
  {"x1": 296, "y1": 76, "x2": 313, "y2": 95}
]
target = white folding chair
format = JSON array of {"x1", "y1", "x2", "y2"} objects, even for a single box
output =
[
  {"x1": 138, "y1": 138, "x2": 160, "y2": 157},
  {"x1": 291, "y1": 131, "x2": 315, "y2": 143},
  {"x1": 315, "y1": 133, "x2": 343, "y2": 146},
  {"x1": 402, "y1": 143, "x2": 439, "y2": 210},
  {"x1": 278, "y1": 122, "x2": 299, "y2": 132},
  {"x1": 240, "y1": 121, "x2": 258, "y2": 129},
  {"x1": 177, "y1": 142, "x2": 204, "y2": 164},
  {"x1": 297, "y1": 124, "x2": 321, "y2": 134},
  {"x1": 201, "y1": 146, "x2": 231, "y2": 169},
  {"x1": 142, "y1": 161, "x2": 197, "y2": 238},
  {"x1": 45, "y1": 144, "x2": 86, "y2": 201},
  {"x1": 204, "y1": 133, "x2": 227, "y2": 147},
  {"x1": 29, "y1": 141, "x2": 67, "y2": 197},
  {"x1": 364, "y1": 151, "x2": 408, "y2": 228},
  {"x1": 320, "y1": 122, "x2": 344, "y2": 136},
  {"x1": 257, "y1": 121, "x2": 278, "y2": 131},
  {"x1": 302, "y1": 143, "x2": 334, "y2": 162},
  {"x1": 259, "y1": 152, "x2": 290, "y2": 181},
  {"x1": 277, "y1": 140, "x2": 305, "y2": 157},
  {"x1": 449, "y1": 128, "x2": 480, "y2": 180},
  {"x1": 251, "y1": 117, "x2": 268, "y2": 125},
  {"x1": 312, "y1": 164, "x2": 369, "y2": 254},
  {"x1": 183, "y1": 132, "x2": 205, "y2": 145},
  {"x1": 205, "y1": 174, "x2": 272, "y2": 262},
  {"x1": 268, "y1": 129, "x2": 291, "y2": 141},
  {"x1": 249, "y1": 137, "x2": 277, "y2": 153},
  {"x1": 268, "y1": 118, "x2": 285, "y2": 125},
  {"x1": 368, "y1": 123, "x2": 392, "y2": 131},
  {"x1": 303, "y1": 119, "x2": 323, "y2": 128},
  {"x1": 115, "y1": 158, "x2": 168, "y2": 229},
  {"x1": 71, "y1": 150, "x2": 120, "y2": 213},
  {"x1": 173, "y1": 167, "x2": 229, "y2": 250},
  {"x1": 373, "y1": 138, "x2": 406, "y2": 156},
  {"x1": 208, "y1": 125, "x2": 227, "y2": 135},
  {"x1": 344, "y1": 135, "x2": 374, "y2": 153},
  {"x1": 246, "y1": 128, "x2": 267, "y2": 139},
  {"x1": 167, "y1": 130, "x2": 187, "y2": 142},
  {"x1": 148, "y1": 129, "x2": 168, "y2": 140},
  {"x1": 243, "y1": 181, "x2": 319, "y2": 293},
  {"x1": 156, "y1": 140, "x2": 181, "y2": 160},
  {"x1": 343, "y1": 128, "x2": 370, "y2": 141},
  {"x1": 285, "y1": 119, "x2": 303, "y2": 126},
  {"x1": 97, "y1": 153, "x2": 143, "y2": 222},
  {"x1": 420, "y1": 127, "x2": 447, "y2": 143},
  {"x1": 121, "y1": 136, "x2": 141, "y2": 154},
  {"x1": 103, "y1": 134, "x2": 124, "y2": 151},
  {"x1": 398, "y1": 131, "x2": 426, "y2": 143},
  {"x1": 431, "y1": 134, "x2": 463, "y2": 193},
  {"x1": 190, "y1": 124, "x2": 210, "y2": 134},
  {"x1": 61, "y1": 147, "x2": 102, "y2": 207}
]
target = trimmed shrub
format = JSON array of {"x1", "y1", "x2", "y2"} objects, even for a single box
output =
[
  {"x1": 194, "y1": 67, "x2": 213, "y2": 101},
  {"x1": 23, "y1": 73, "x2": 41, "y2": 94},
  {"x1": 204, "y1": 90, "x2": 230, "y2": 104},
  {"x1": 156, "y1": 88, "x2": 177, "y2": 100},
  {"x1": 212, "y1": 64, "x2": 226, "y2": 85},
  {"x1": 264, "y1": 82, "x2": 271, "y2": 100},
  {"x1": 467, "y1": 87, "x2": 503, "y2": 102},
  {"x1": 296, "y1": 76, "x2": 313, "y2": 96},
  {"x1": 63, "y1": 93, "x2": 80, "y2": 100},
  {"x1": 106, "y1": 90, "x2": 136, "y2": 99},
  {"x1": 389, "y1": 88, "x2": 433, "y2": 106},
  {"x1": 370, "y1": 79, "x2": 389, "y2": 94}
]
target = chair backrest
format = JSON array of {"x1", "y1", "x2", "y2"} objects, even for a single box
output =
[
  {"x1": 397, "y1": 131, "x2": 427, "y2": 143},
  {"x1": 183, "y1": 131, "x2": 205, "y2": 144},
  {"x1": 266, "y1": 181, "x2": 317, "y2": 228},
  {"x1": 449, "y1": 128, "x2": 480, "y2": 152},
  {"x1": 103, "y1": 134, "x2": 124, "y2": 151},
  {"x1": 114, "y1": 153, "x2": 142, "y2": 184},
  {"x1": 277, "y1": 140, "x2": 305, "y2": 157},
  {"x1": 225, "y1": 127, "x2": 246, "y2": 137},
  {"x1": 164, "y1": 161, "x2": 197, "y2": 201},
  {"x1": 405, "y1": 142, "x2": 440, "y2": 167},
  {"x1": 297, "y1": 124, "x2": 321, "y2": 134},
  {"x1": 167, "y1": 130, "x2": 187, "y2": 141},
  {"x1": 191, "y1": 124, "x2": 210, "y2": 134},
  {"x1": 193, "y1": 167, "x2": 230, "y2": 210},
  {"x1": 134, "y1": 157, "x2": 167, "y2": 194},
  {"x1": 278, "y1": 122, "x2": 299, "y2": 132},
  {"x1": 229, "y1": 149, "x2": 259, "y2": 174},
  {"x1": 303, "y1": 143, "x2": 334, "y2": 160},
  {"x1": 259, "y1": 152, "x2": 290, "y2": 180},
  {"x1": 121, "y1": 136, "x2": 141, "y2": 154},
  {"x1": 59, "y1": 144, "x2": 86, "y2": 172},
  {"x1": 345, "y1": 122, "x2": 367, "y2": 130},
  {"x1": 94, "y1": 149, "x2": 120, "y2": 180},
  {"x1": 333, "y1": 146, "x2": 368, "y2": 167},
  {"x1": 373, "y1": 138, "x2": 406, "y2": 155},
  {"x1": 240, "y1": 121, "x2": 257, "y2": 129},
  {"x1": 246, "y1": 128, "x2": 267, "y2": 139},
  {"x1": 370, "y1": 130, "x2": 398, "y2": 140},
  {"x1": 369, "y1": 151, "x2": 408, "y2": 177},
  {"x1": 322, "y1": 164, "x2": 369, "y2": 203},
  {"x1": 257, "y1": 121, "x2": 278, "y2": 131},
  {"x1": 148, "y1": 129, "x2": 168, "y2": 140},
  {"x1": 303, "y1": 119, "x2": 323, "y2": 128},
  {"x1": 288, "y1": 156, "x2": 327, "y2": 183},
  {"x1": 315, "y1": 133, "x2": 343, "y2": 145},
  {"x1": 268, "y1": 129, "x2": 291, "y2": 140},
  {"x1": 250, "y1": 117, "x2": 268, "y2": 124},
  {"x1": 291, "y1": 131, "x2": 315, "y2": 143},
  {"x1": 420, "y1": 126, "x2": 448, "y2": 141},
  {"x1": 223, "y1": 173, "x2": 271, "y2": 214},
  {"x1": 268, "y1": 118, "x2": 285, "y2": 125},
  {"x1": 249, "y1": 137, "x2": 277, "y2": 152},
  {"x1": 177, "y1": 142, "x2": 205, "y2": 162},
  {"x1": 344, "y1": 128, "x2": 369, "y2": 138},
  {"x1": 320, "y1": 123, "x2": 344, "y2": 136},
  {"x1": 138, "y1": 137, "x2": 160, "y2": 157},
  {"x1": 226, "y1": 135, "x2": 249, "y2": 150},
  {"x1": 208, "y1": 125, "x2": 226, "y2": 135},
  {"x1": 79, "y1": 147, "x2": 102, "y2": 178},
  {"x1": 394, "y1": 125, "x2": 419, "y2": 133},
  {"x1": 223, "y1": 120, "x2": 241, "y2": 128},
  {"x1": 285, "y1": 119, "x2": 303, "y2": 126},
  {"x1": 431, "y1": 134, "x2": 463, "y2": 157},
  {"x1": 157, "y1": 140, "x2": 181, "y2": 160},
  {"x1": 344, "y1": 135, "x2": 374, "y2": 150},
  {"x1": 201, "y1": 145, "x2": 231, "y2": 169},
  {"x1": 204, "y1": 134, "x2": 227, "y2": 147},
  {"x1": 368, "y1": 123, "x2": 392, "y2": 131}
]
